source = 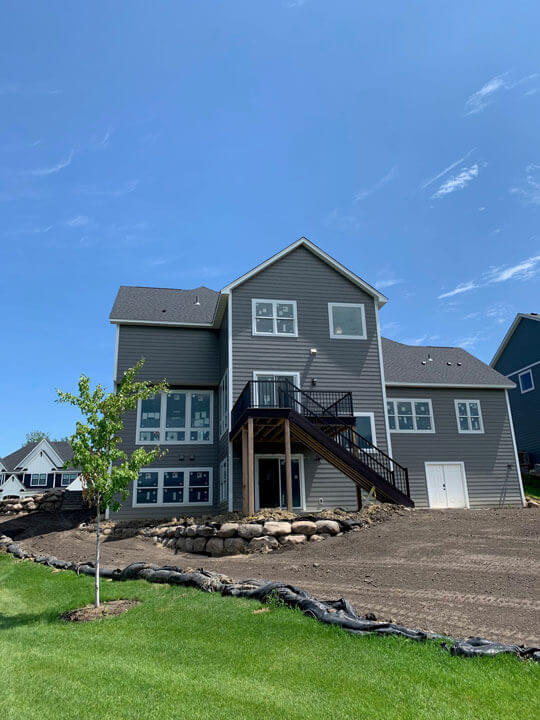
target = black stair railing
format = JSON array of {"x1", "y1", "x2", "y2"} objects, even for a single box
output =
[{"x1": 231, "y1": 379, "x2": 410, "y2": 500}]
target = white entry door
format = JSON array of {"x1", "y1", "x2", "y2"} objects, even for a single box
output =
[{"x1": 425, "y1": 462, "x2": 468, "y2": 509}]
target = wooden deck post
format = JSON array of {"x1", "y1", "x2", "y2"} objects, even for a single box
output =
[
  {"x1": 247, "y1": 417, "x2": 255, "y2": 515},
  {"x1": 284, "y1": 418, "x2": 293, "y2": 512},
  {"x1": 242, "y1": 425, "x2": 249, "y2": 516}
]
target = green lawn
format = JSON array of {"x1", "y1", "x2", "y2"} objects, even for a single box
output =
[
  {"x1": 0, "y1": 554, "x2": 538, "y2": 720},
  {"x1": 523, "y1": 473, "x2": 540, "y2": 499}
]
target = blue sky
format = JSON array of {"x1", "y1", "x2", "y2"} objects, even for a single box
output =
[{"x1": 1, "y1": 1, "x2": 539, "y2": 455}]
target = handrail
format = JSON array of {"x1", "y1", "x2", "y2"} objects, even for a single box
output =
[{"x1": 230, "y1": 379, "x2": 410, "y2": 500}]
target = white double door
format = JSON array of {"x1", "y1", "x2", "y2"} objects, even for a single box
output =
[{"x1": 425, "y1": 462, "x2": 468, "y2": 508}]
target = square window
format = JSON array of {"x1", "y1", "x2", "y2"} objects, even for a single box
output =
[
  {"x1": 519, "y1": 369, "x2": 534, "y2": 394},
  {"x1": 329, "y1": 303, "x2": 366, "y2": 339},
  {"x1": 136, "y1": 471, "x2": 158, "y2": 504},
  {"x1": 256, "y1": 317, "x2": 273, "y2": 333},
  {"x1": 388, "y1": 399, "x2": 434, "y2": 432}
]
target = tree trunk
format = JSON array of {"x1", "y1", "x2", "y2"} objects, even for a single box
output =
[{"x1": 95, "y1": 493, "x2": 101, "y2": 608}]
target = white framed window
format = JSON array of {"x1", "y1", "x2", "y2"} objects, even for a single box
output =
[
  {"x1": 387, "y1": 399, "x2": 435, "y2": 433},
  {"x1": 354, "y1": 412, "x2": 377, "y2": 449},
  {"x1": 31, "y1": 473, "x2": 47, "y2": 487},
  {"x1": 61, "y1": 473, "x2": 78, "y2": 486},
  {"x1": 328, "y1": 302, "x2": 367, "y2": 339},
  {"x1": 133, "y1": 467, "x2": 213, "y2": 507},
  {"x1": 518, "y1": 369, "x2": 535, "y2": 394},
  {"x1": 136, "y1": 390, "x2": 213, "y2": 444},
  {"x1": 219, "y1": 458, "x2": 228, "y2": 503},
  {"x1": 251, "y1": 299, "x2": 298, "y2": 336},
  {"x1": 219, "y1": 371, "x2": 228, "y2": 437},
  {"x1": 454, "y1": 400, "x2": 484, "y2": 434},
  {"x1": 253, "y1": 371, "x2": 300, "y2": 408}
]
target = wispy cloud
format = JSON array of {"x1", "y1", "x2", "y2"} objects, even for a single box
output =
[
  {"x1": 26, "y1": 150, "x2": 74, "y2": 177},
  {"x1": 374, "y1": 276, "x2": 404, "y2": 289},
  {"x1": 401, "y1": 333, "x2": 442, "y2": 346},
  {"x1": 286, "y1": 0, "x2": 308, "y2": 6},
  {"x1": 464, "y1": 72, "x2": 539, "y2": 115},
  {"x1": 464, "y1": 73, "x2": 509, "y2": 115},
  {"x1": 455, "y1": 332, "x2": 484, "y2": 349},
  {"x1": 485, "y1": 254, "x2": 540, "y2": 283},
  {"x1": 421, "y1": 149, "x2": 476, "y2": 190},
  {"x1": 65, "y1": 215, "x2": 89, "y2": 227},
  {"x1": 438, "y1": 252, "x2": 540, "y2": 300},
  {"x1": 355, "y1": 167, "x2": 397, "y2": 202},
  {"x1": 484, "y1": 303, "x2": 514, "y2": 324},
  {"x1": 432, "y1": 164, "x2": 480, "y2": 199},
  {"x1": 510, "y1": 163, "x2": 540, "y2": 205},
  {"x1": 438, "y1": 281, "x2": 478, "y2": 299},
  {"x1": 93, "y1": 128, "x2": 112, "y2": 148}
]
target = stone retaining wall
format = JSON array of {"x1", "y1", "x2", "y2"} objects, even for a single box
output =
[
  {"x1": 81, "y1": 504, "x2": 408, "y2": 556},
  {"x1": 0, "y1": 489, "x2": 66, "y2": 515}
]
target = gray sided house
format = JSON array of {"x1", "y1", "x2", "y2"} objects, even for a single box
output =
[
  {"x1": 110, "y1": 238, "x2": 525, "y2": 520},
  {"x1": 491, "y1": 313, "x2": 540, "y2": 469},
  {"x1": 0, "y1": 438, "x2": 81, "y2": 498}
]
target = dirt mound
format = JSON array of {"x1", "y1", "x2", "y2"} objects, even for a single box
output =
[{"x1": 60, "y1": 599, "x2": 139, "y2": 622}]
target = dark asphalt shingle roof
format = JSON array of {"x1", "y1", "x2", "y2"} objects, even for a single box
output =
[
  {"x1": 110, "y1": 286, "x2": 220, "y2": 324},
  {"x1": 1, "y1": 441, "x2": 75, "y2": 472},
  {"x1": 382, "y1": 338, "x2": 514, "y2": 387}
]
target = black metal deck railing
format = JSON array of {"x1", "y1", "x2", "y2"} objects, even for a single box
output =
[{"x1": 230, "y1": 379, "x2": 410, "y2": 500}]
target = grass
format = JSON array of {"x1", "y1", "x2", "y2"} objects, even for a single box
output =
[
  {"x1": 523, "y1": 473, "x2": 540, "y2": 499},
  {"x1": 0, "y1": 555, "x2": 538, "y2": 720}
]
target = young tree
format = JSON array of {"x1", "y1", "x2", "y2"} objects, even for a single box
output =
[
  {"x1": 24, "y1": 431, "x2": 70, "y2": 444},
  {"x1": 57, "y1": 360, "x2": 168, "y2": 607}
]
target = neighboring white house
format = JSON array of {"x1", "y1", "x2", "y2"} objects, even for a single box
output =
[{"x1": 0, "y1": 438, "x2": 81, "y2": 499}]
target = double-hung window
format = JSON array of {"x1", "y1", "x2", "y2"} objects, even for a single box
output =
[
  {"x1": 61, "y1": 473, "x2": 78, "y2": 486},
  {"x1": 328, "y1": 303, "x2": 366, "y2": 339},
  {"x1": 133, "y1": 468, "x2": 212, "y2": 506},
  {"x1": 137, "y1": 390, "x2": 213, "y2": 444},
  {"x1": 219, "y1": 458, "x2": 228, "y2": 503},
  {"x1": 252, "y1": 299, "x2": 298, "y2": 336},
  {"x1": 387, "y1": 399, "x2": 434, "y2": 432},
  {"x1": 455, "y1": 400, "x2": 484, "y2": 434},
  {"x1": 518, "y1": 369, "x2": 534, "y2": 394},
  {"x1": 30, "y1": 473, "x2": 47, "y2": 487},
  {"x1": 219, "y1": 371, "x2": 228, "y2": 437}
]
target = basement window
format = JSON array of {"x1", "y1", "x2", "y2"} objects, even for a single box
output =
[{"x1": 133, "y1": 468, "x2": 212, "y2": 507}]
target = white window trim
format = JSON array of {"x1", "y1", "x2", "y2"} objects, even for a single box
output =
[
  {"x1": 353, "y1": 411, "x2": 377, "y2": 449},
  {"x1": 136, "y1": 390, "x2": 214, "y2": 445},
  {"x1": 219, "y1": 370, "x2": 229, "y2": 437},
  {"x1": 132, "y1": 467, "x2": 213, "y2": 507},
  {"x1": 454, "y1": 399, "x2": 484, "y2": 434},
  {"x1": 251, "y1": 298, "x2": 298, "y2": 337},
  {"x1": 252, "y1": 371, "x2": 301, "y2": 407},
  {"x1": 328, "y1": 302, "x2": 367, "y2": 340},
  {"x1": 219, "y1": 458, "x2": 228, "y2": 504},
  {"x1": 387, "y1": 398, "x2": 436, "y2": 433},
  {"x1": 424, "y1": 461, "x2": 470, "y2": 509},
  {"x1": 518, "y1": 369, "x2": 535, "y2": 394},
  {"x1": 61, "y1": 473, "x2": 78, "y2": 487},
  {"x1": 254, "y1": 454, "x2": 306, "y2": 511},
  {"x1": 30, "y1": 473, "x2": 48, "y2": 487}
]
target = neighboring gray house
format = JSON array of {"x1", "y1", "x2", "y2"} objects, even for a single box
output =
[
  {"x1": 110, "y1": 238, "x2": 525, "y2": 519},
  {"x1": 0, "y1": 438, "x2": 81, "y2": 498},
  {"x1": 491, "y1": 313, "x2": 540, "y2": 469}
]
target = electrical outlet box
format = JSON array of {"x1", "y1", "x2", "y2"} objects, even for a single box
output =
[{"x1": 318, "y1": 497, "x2": 324, "y2": 505}]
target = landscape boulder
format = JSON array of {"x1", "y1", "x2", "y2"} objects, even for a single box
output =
[
  {"x1": 217, "y1": 522, "x2": 238, "y2": 538},
  {"x1": 206, "y1": 537, "x2": 224, "y2": 557},
  {"x1": 315, "y1": 520, "x2": 340, "y2": 535},
  {"x1": 249, "y1": 535, "x2": 279, "y2": 553},
  {"x1": 291, "y1": 520, "x2": 317, "y2": 536},
  {"x1": 263, "y1": 521, "x2": 292, "y2": 537},
  {"x1": 223, "y1": 537, "x2": 248, "y2": 554},
  {"x1": 237, "y1": 523, "x2": 264, "y2": 539}
]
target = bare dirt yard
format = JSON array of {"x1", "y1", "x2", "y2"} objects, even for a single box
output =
[{"x1": 2, "y1": 507, "x2": 538, "y2": 645}]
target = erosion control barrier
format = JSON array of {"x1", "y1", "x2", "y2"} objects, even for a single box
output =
[{"x1": 1, "y1": 534, "x2": 538, "y2": 663}]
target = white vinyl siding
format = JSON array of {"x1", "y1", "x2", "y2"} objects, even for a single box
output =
[
  {"x1": 455, "y1": 399, "x2": 484, "y2": 434},
  {"x1": 133, "y1": 467, "x2": 213, "y2": 507},
  {"x1": 136, "y1": 390, "x2": 213, "y2": 444},
  {"x1": 387, "y1": 399, "x2": 435, "y2": 433},
  {"x1": 251, "y1": 299, "x2": 298, "y2": 337}
]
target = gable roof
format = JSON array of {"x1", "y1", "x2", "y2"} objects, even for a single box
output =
[
  {"x1": 110, "y1": 285, "x2": 220, "y2": 326},
  {"x1": 490, "y1": 313, "x2": 540, "y2": 367},
  {"x1": 382, "y1": 337, "x2": 515, "y2": 388},
  {"x1": 1, "y1": 439, "x2": 75, "y2": 472},
  {"x1": 221, "y1": 237, "x2": 388, "y2": 307}
]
